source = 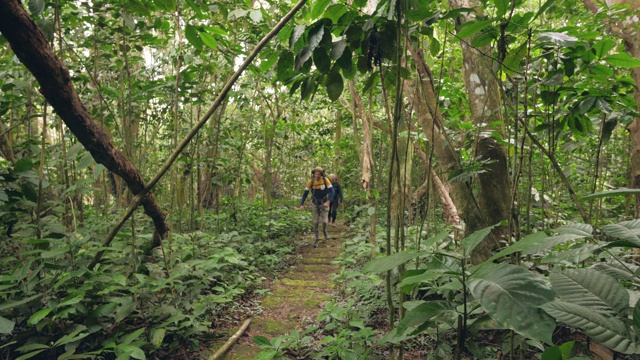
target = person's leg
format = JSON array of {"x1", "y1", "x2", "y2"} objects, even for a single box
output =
[
  {"x1": 312, "y1": 205, "x2": 320, "y2": 247},
  {"x1": 328, "y1": 202, "x2": 336, "y2": 223},
  {"x1": 330, "y1": 202, "x2": 338, "y2": 223},
  {"x1": 321, "y1": 204, "x2": 330, "y2": 240}
]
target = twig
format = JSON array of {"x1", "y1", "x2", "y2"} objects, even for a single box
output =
[{"x1": 208, "y1": 318, "x2": 252, "y2": 360}]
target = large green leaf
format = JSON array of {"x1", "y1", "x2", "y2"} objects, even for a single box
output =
[
  {"x1": 493, "y1": 0, "x2": 509, "y2": 18},
  {"x1": 541, "y1": 300, "x2": 640, "y2": 354},
  {"x1": 395, "y1": 300, "x2": 456, "y2": 335},
  {"x1": 540, "y1": 243, "x2": 602, "y2": 265},
  {"x1": 593, "y1": 38, "x2": 616, "y2": 59},
  {"x1": 502, "y1": 41, "x2": 527, "y2": 75},
  {"x1": 54, "y1": 328, "x2": 90, "y2": 347},
  {"x1": 28, "y1": 0, "x2": 45, "y2": 16},
  {"x1": 155, "y1": 0, "x2": 176, "y2": 11},
  {"x1": 604, "y1": 219, "x2": 640, "y2": 246},
  {"x1": 537, "y1": 32, "x2": 578, "y2": 47},
  {"x1": 486, "y1": 224, "x2": 591, "y2": 263},
  {"x1": 604, "y1": 53, "x2": 640, "y2": 69},
  {"x1": 456, "y1": 20, "x2": 493, "y2": 40},
  {"x1": 325, "y1": 70, "x2": 343, "y2": 101},
  {"x1": 362, "y1": 251, "x2": 428, "y2": 274},
  {"x1": 462, "y1": 222, "x2": 502, "y2": 256},
  {"x1": 591, "y1": 262, "x2": 638, "y2": 281},
  {"x1": 184, "y1": 25, "x2": 203, "y2": 49},
  {"x1": 324, "y1": 4, "x2": 348, "y2": 23},
  {"x1": 469, "y1": 263, "x2": 555, "y2": 343},
  {"x1": 405, "y1": 0, "x2": 434, "y2": 22},
  {"x1": 0, "y1": 316, "x2": 15, "y2": 334},
  {"x1": 276, "y1": 51, "x2": 294, "y2": 81},
  {"x1": 330, "y1": 39, "x2": 347, "y2": 60},
  {"x1": 199, "y1": 31, "x2": 217, "y2": 50},
  {"x1": 580, "y1": 188, "x2": 640, "y2": 202},
  {"x1": 397, "y1": 269, "x2": 449, "y2": 291},
  {"x1": 295, "y1": 46, "x2": 312, "y2": 71},
  {"x1": 550, "y1": 269, "x2": 629, "y2": 317},
  {"x1": 311, "y1": 0, "x2": 332, "y2": 19},
  {"x1": 308, "y1": 25, "x2": 325, "y2": 50},
  {"x1": 27, "y1": 308, "x2": 53, "y2": 326},
  {"x1": 290, "y1": 25, "x2": 306, "y2": 50},
  {"x1": 313, "y1": 47, "x2": 331, "y2": 74}
]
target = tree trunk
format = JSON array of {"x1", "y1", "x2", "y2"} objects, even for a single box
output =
[
  {"x1": 405, "y1": 46, "x2": 483, "y2": 234},
  {"x1": 0, "y1": 0, "x2": 169, "y2": 242},
  {"x1": 449, "y1": 0, "x2": 512, "y2": 262}
]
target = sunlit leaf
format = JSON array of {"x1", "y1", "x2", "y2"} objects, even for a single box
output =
[
  {"x1": 604, "y1": 53, "x2": 640, "y2": 69},
  {"x1": 311, "y1": 0, "x2": 332, "y2": 19},
  {"x1": 457, "y1": 20, "x2": 493, "y2": 40},
  {"x1": 199, "y1": 31, "x2": 218, "y2": 50},
  {"x1": 27, "y1": 308, "x2": 53, "y2": 326},
  {"x1": 28, "y1": 0, "x2": 45, "y2": 16},
  {"x1": 538, "y1": 32, "x2": 578, "y2": 47}
]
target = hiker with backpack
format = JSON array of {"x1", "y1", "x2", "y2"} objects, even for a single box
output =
[
  {"x1": 327, "y1": 173, "x2": 343, "y2": 224},
  {"x1": 299, "y1": 167, "x2": 335, "y2": 248}
]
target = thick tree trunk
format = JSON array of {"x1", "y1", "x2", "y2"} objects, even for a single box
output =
[
  {"x1": 405, "y1": 47, "x2": 484, "y2": 234},
  {"x1": 0, "y1": 0, "x2": 169, "y2": 242},
  {"x1": 449, "y1": 0, "x2": 512, "y2": 262}
]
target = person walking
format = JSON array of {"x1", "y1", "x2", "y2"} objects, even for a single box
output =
[
  {"x1": 327, "y1": 173, "x2": 343, "y2": 224},
  {"x1": 299, "y1": 167, "x2": 335, "y2": 248}
]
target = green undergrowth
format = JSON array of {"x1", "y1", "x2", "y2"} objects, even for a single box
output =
[
  {"x1": 254, "y1": 217, "x2": 640, "y2": 359},
  {"x1": 0, "y1": 200, "x2": 309, "y2": 359}
]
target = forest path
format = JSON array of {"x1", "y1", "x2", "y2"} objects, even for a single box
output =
[{"x1": 203, "y1": 220, "x2": 349, "y2": 360}]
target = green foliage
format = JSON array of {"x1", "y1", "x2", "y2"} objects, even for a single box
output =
[{"x1": 0, "y1": 201, "x2": 309, "y2": 359}]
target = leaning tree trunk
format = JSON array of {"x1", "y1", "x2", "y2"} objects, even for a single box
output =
[
  {"x1": 0, "y1": 0, "x2": 169, "y2": 244},
  {"x1": 450, "y1": 0, "x2": 512, "y2": 263}
]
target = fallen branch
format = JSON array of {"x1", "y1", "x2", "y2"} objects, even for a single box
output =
[{"x1": 209, "y1": 318, "x2": 252, "y2": 360}]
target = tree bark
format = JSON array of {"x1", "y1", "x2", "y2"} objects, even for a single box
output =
[
  {"x1": 449, "y1": 0, "x2": 512, "y2": 262},
  {"x1": 405, "y1": 46, "x2": 483, "y2": 232},
  {"x1": 0, "y1": 0, "x2": 169, "y2": 242}
]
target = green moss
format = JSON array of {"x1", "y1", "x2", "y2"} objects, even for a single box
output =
[
  {"x1": 252, "y1": 318, "x2": 298, "y2": 335},
  {"x1": 280, "y1": 278, "x2": 335, "y2": 288},
  {"x1": 220, "y1": 345, "x2": 260, "y2": 360}
]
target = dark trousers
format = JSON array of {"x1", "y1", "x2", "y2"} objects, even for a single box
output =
[{"x1": 329, "y1": 201, "x2": 339, "y2": 223}]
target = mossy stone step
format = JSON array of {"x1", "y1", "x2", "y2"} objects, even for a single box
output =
[
  {"x1": 296, "y1": 264, "x2": 336, "y2": 273},
  {"x1": 285, "y1": 270, "x2": 336, "y2": 281},
  {"x1": 267, "y1": 287, "x2": 316, "y2": 298},
  {"x1": 219, "y1": 344, "x2": 260, "y2": 360},
  {"x1": 261, "y1": 294, "x2": 330, "y2": 310},
  {"x1": 302, "y1": 257, "x2": 336, "y2": 265},
  {"x1": 276, "y1": 278, "x2": 334, "y2": 288}
]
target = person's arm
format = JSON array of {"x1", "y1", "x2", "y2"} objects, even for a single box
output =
[
  {"x1": 299, "y1": 180, "x2": 311, "y2": 208},
  {"x1": 327, "y1": 184, "x2": 335, "y2": 203},
  {"x1": 299, "y1": 189, "x2": 309, "y2": 207},
  {"x1": 337, "y1": 184, "x2": 343, "y2": 203}
]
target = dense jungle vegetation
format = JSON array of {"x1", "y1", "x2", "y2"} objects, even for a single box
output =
[{"x1": 1, "y1": 0, "x2": 640, "y2": 358}]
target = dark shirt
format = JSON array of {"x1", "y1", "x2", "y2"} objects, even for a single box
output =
[{"x1": 331, "y1": 181, "x2": 343, "y2": 204}]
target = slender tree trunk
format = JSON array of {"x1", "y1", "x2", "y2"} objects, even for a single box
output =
[{"x1": 348, "y1": 81, "x2": 377, "y2": 252}]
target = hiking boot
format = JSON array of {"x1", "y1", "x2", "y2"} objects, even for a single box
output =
[{"x1": 313, "y1": 240, "x2": 318, "y2": 248}]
